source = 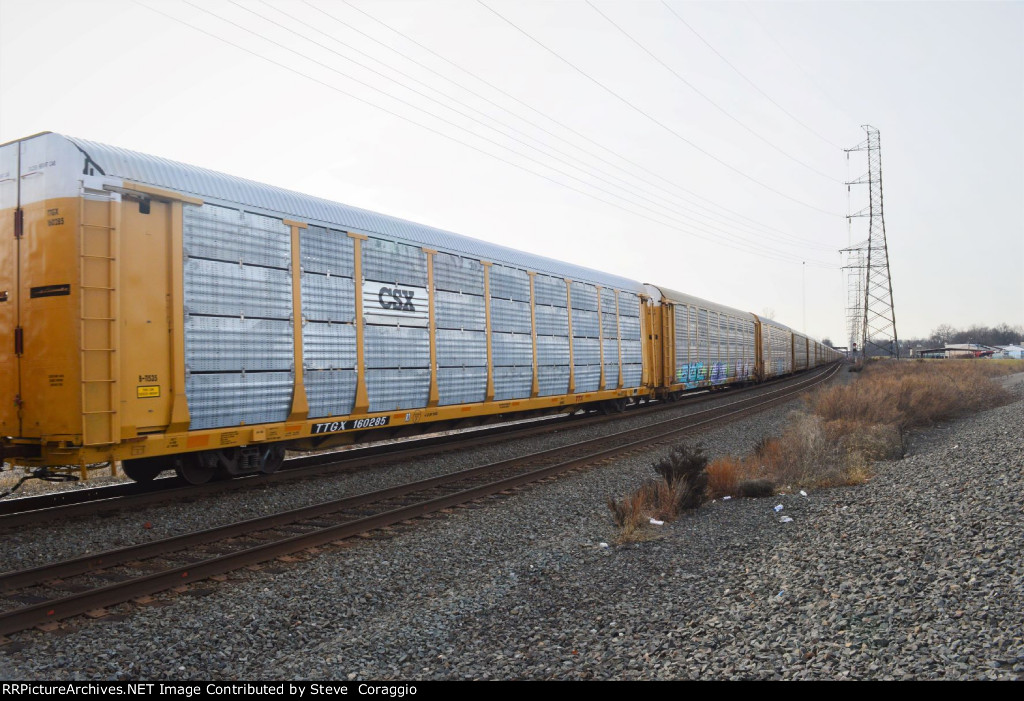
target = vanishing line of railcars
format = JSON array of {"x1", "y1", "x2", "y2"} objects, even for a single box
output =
[{"x1": 0, "y1": 132, "x2": 842, "y2": 484}]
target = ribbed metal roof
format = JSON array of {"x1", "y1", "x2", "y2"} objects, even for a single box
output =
[
  {"x1": 649, "y1": 285, "x2": 757, "y2": 322},
  {"x1": 64, "y1": 135, "x2": 646, "y2": 293}
]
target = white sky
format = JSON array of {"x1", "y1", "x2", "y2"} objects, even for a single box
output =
[{"x1": 1, "y1": 0, "x2": 1021, "y2": 344}]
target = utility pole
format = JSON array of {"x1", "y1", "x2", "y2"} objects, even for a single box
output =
[{"x1": 845, "y1": 125, "x2": 899, "y2": 359}]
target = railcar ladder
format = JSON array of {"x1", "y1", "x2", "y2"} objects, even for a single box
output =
[{"x1": 78, "y1": 189, "x2": 120, "y2": 446}]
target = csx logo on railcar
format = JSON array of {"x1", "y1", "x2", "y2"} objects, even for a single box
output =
[{"x1": 378, "y1": 286, "x2": 416, "y2": 312}]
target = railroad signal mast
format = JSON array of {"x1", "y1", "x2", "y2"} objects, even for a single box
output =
[{"x1": 844, "y1": 125, "x2": 899, "y2": 359}]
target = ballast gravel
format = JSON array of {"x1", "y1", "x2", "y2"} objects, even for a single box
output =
[{"x1": 2, "y1": 371, "x2": 1022, "y2": 680}]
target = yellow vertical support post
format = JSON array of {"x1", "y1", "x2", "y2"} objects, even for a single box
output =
[
  {"x1": 665, "y1": 302, "x2": 675, "y2": 389},
  {"x1": 640, "y1": 297, "x2": 650, "y2": 388},
  {"x1": 483, "y1": 262, "x2": 495, "y2": 402},
  {"x1": 752, "y1": 314, "x2": 763, "y2": 382},
  {"x1": 285, "y1": 220, "x2": 309, "y2": 422},
  {"x1": 349, "y1": 233, "x2": 370, "y2": 414},
  {"x1": 615, "y1": 291, "x2": 623, "y2": 389},
  {"x1": 529, "y1": 272, "x2": 539, "y2": 397},
  {"x1": 564, "y1": 278, "x2": 574, "y2": 394},
  {"x1": 596, "y1": 285, "x2": 605, "y2": 391},
  {"x1": 424, "y1": 249, "x2": 439, "y2": 408},
  {"x1": 167, "y1": 202, "x2": 191, "y2": 433}
]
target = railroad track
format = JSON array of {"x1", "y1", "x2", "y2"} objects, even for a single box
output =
[
  {"x1": 0, "y1": 363, "x2": 838, "y2": 638},
  {"x1": 0, "y1": 365, "x2": 837, "y2": 527}
]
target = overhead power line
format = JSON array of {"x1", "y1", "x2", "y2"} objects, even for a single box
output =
[
  {"x1": 741, "y1": 3, "x2": 860, "y2": 129},
  {"x1": 587, "y1": 0, "x2": 841, "y2": 183},
  {"x1": 339, "y1": 0, "x2": 833, "y2": 248},
  {"x1": 184, "y1": 0, "x2": 831, "y2": 263},
  {"x1": 135, "y1": 0, "x2": 837, "y2": 267},
  {"x1": 477, "y1": 0, "x2": 843, "y2": 217},
  {"x1": 660, "y1": 0, "x2": 844, "y2": 151},
  {"x1": 247, "y1": 0, "x2": 834, "y2": 254}
]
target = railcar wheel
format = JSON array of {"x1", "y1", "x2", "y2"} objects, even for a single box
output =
[
  {"x1": 121, "y1": 456, "x2": 166, "y2": 482},
  {"x1": 175, "y1": 452, "x2": 218, "y2": 485},
  {"x1": 259, "y1": 445, "x2": 286, "y2": 475}
]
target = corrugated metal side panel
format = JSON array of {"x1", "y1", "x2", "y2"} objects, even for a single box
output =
[
  {"x1": 186, "y1": 372, "x2": 292, "y2": 430},
  {"x1": 689, "y1": 307, "x2": 698, "y2": 368},
  {"x1": 573, "y1": 337, "x2": 601, "y2": 365},
  {"x1": 493, "y1": 366, "x2": 532, "y2": 401},
  {"x1": 183, "y1": 204, "x2": 291, "y2": 268},
  {"x1": 434, "y1": 252, "x2": 484, "y2": 295},
  {"x1": 571, "y1": 282, "x2": 598, "y2": 311},
  {"x1": 68, "y1": 136, "x2": 648, "y2": 293},
  {"x1": 185, "y1": 317, "x2": 293, "y2": 372},
  {"x1": 363, "y1": 237, "x2": 427, "y2": 287},
  {"x1": 366, "y1": 369, "x2": 429, "y2": 412},
  {"x1": 301, "y1": 273, "x2": 355, "y2": 323},
  {"x1": 437, "y1": 367, "x2": 487, "y2": 406},
  {"x1": 365, "y1": 326, "x2": 429, "y2": 369},
  {"x1": 674, "y1": 306, "x2": 688, "y2": 372},
  {"x1": 571, "y1": 309, "x2": 599, "y2": 339},
  {"x1": 492, "y1": 332, "x2": 533, "y2": 366},
  {"x1": 604, "y1": 363, "x2": 620, "y2": 387},
  {"x1": 534, "y1": 274, "x2": 567, "y2": 307},
  {"x1": 184, "y1": 259, "x2": 292, "y2": 318},
  {"x1": 302, "y1": 322, "x2": 357, "y2": 370},
  {"x1": 489, "y1": 265, "x2": 531, "y2": 302},
  {"x1": 601, "y1": 303, "x2": 619, "y2": 339},
  {"x1": 538, "y1": 366, "x2": 569, "y2": 396},
  {"x1": 435, "y1": 291, "x2": 486, "y2": 331},
  {"x1": 622, "y1": 364, "x2": 643, "y2": 388},
  {"x1": 619, "y1": 315, "x2": 642, "y2": 342},
  {"x1": 574, "y1": 366, "x2": 600, "y2": 393},
  {"x1": 535, "y1": 304, "x2": 569, "y2": 337},
  {"x1": 490, "y1": 298, "x2": 532, "y2": 334},
  {"x1": 602, "y1": 339, "x2": 619, "y2": 365},
  {"x1": 618, "y1": 292, "x2": 641, "y2": 317},
  {"x1": 621, "y1": 339, "x2": 642, "y2": 365},
  {"x1": 301, "y1": 226, "x2": 355, "y2": 277},
  {"x1": 600, "y1": 288, "x2": 617, "y2": 312},
  {"x1": 437, "y1": 329, "x2": 487, "y2": 367},
  {"x1": 537, "y1": 335, "x2": 570, "y2": 366},
  {"x1": 305, "y1": 369, "x2": 357, "y2": 419}
]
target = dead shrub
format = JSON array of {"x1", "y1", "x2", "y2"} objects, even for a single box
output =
[
  {"x1": 652, "y1": 445, "x2": 708, "y2": 511},
  {"x1": 606, "y1": 443, "x2": 710, "y2": 541},
  {"x1": 606, "y1": 488, "x2": 653, "y2": 542}
]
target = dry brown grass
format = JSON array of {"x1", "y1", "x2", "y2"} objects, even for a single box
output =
[
  {"x1": 706, "y1": 456, "x2": 743, "y2": 499},
  {"x1": 698, "y1": 360, "x2": 1016, "y2": 496},
  {"x1": 608, "y1": 360, "x2": 1018, "y2": 533},
  {"x1": 813, "y1": 360, "x2": 1014, "y2": 430},
  {"x1": 774, "y1": 360, "x2": 1012, "y2": 489}
]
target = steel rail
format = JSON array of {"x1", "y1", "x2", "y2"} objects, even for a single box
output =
[
  {"x1": 1, "y1": 366, "x2": 836, "y2": 526},
  {"x1": 0, "y1": 364, "x2": 838, "y2": 637}
]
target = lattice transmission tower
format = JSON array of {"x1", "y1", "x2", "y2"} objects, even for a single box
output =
[
  {"x1": 840, "y1": 243, "x2": 865, "y2": 355},
  {"x1": 845, "y1": 125, "x2": 898, "y2": 358}
]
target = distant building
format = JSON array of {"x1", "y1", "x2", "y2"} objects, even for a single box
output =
[
  {"x1": 994, "y1": 345, "x2": 1024, "y2": 359},
  {"x1": 917, "y1": 344, "x2": 997, "y2": 359}
]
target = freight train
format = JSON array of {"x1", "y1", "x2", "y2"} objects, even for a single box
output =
[{"x1": 0, "y1": 132, "x2": 842, "y2": 484}]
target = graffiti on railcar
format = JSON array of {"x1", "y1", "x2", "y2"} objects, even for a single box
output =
[{"x1": 675, "y1": 362, "x2": 708, "y2": 388}]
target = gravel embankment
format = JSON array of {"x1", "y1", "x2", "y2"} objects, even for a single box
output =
[
  {"x1": 2, "y1": 369, "x2": 1021, "y2": 680},
  {"x1": 1, "y1": 377, "x2": 806, "y2": 570}
]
